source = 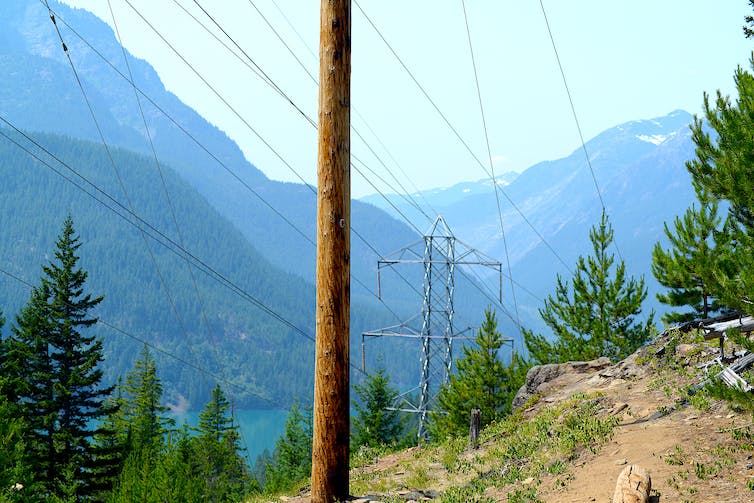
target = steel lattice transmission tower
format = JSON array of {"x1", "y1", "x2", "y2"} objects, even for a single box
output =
[{"x1": 363, "y1": 216, "x2": 503, "y2": 439}]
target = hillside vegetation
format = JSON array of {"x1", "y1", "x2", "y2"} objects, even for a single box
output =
[
  {"x1": 0, "y1": 129, "x2": 398, "y2": 408},
  {"x1": 259, "y1": 329, "x2": 754, "y2": 502}
]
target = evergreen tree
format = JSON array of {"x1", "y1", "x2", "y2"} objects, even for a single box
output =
[
  {"x1": 106, "y1": 345, "x2": 175, "y2": 501},
  {"x1": 90, "y1": 383, "x2": 127, "y2": 500},
  {"x1": 189, "y1": 384, "x2": 252, "y2": 501},
  {"x1": 652, "y1": 197, "x2": 727, "y2": 323},
  {"x1": 0, "y1": 311, "x2": 34, "y2": 501},
  {"x1": 686, "y1": 61, "x2": 754, "y2": 312},
  {"x1": 524, "y1": 212, "x2": 654, "y2": 364},
  {"x1": 0, "y1": 217, "x2": 112, "y2": 499},
  {"x1": 264, "y1": 403, "x2": 312, "y2": 493},
  {"x1": 431, "y1": 309, "x2": 529, "y2": 439},
  {"x1": 121, "y1": 345, "x2": 172, "y2": 456},
  {"x1": 0, "y1": 378, "x2": 32, "y2": 503},
  {"x1": 352, "y1": 366, "x2": 402, "y2": 448},
  {"x1": 197, "y1": 384, "x2": 239, "y2": 445}
]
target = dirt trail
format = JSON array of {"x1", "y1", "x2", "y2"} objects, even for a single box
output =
[{"x1": 260, "y1": 339, "x2": 754, "y2": 503}]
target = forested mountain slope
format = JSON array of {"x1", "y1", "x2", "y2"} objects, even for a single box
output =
[
  {"x1": 0, "y1": 130, "x2": 396, "y2": 409},
  {"x1": 0, "y1": 0, "x2": 421, "y2": 302}
]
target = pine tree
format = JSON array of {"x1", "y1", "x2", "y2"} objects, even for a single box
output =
[
  {"x1": 352, "y1": 366, "x2": 402, "y2": 448},
  {"x1": 190, "y1": 384, "x2": 252, "y2": 501},
  {"x1": 264, "y1": 403, "x2": 312, "y2": 493},
  {"x1": 686, "y1": 61, "x2": 754, "y2": 312},
  {"x1": 0, "y1": 217, "x2": 112, "y2": 499},
  {"x1": 652, "y1": 197, "x2": 727, "y2": 324},
  {"x1": 524, "y1": 212, "x2": 654, "y2": 364},
  {"x1": 197, "y1": 384, "x2": 239, "y2": 445},
  {"x1": 1, "y1": 313, "x2": 35, "y2": 502},
  {"x1": 122, "y1": 345, "x2": 172, "y2": 456},
  {"x1": 1, "y1": 285, "x2": 58, "y2": 499},
  {"x1": 431, "y1": 309, "x2": 529, "y2": 438}
]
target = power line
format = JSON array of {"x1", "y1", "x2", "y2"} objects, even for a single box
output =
[
  {"x1": 537, "y1": 0, "x2": 623, "y2": 261},
  {"x1": 353, "y1": 0, "x2": 574, "y2": 274},
  {"x1": 42, "y1": 2, "x2": 404, "y2": 324},
  {"x1": 0, "y1": 120, "x2": 371, "y2": 384},
  {"x1": 106, "y1": 0, "x2": 253, "y2": 461},
  {"x1": 176, "y1": 1, "x2": 488, "y2": 324},
  {"x1": 190, "y1": 0, "x2": 434, "y2": 224},
  {"x1": 235, "y1": 0, "x2": 435, "y2": 222},
  {"x1": 459, "y1": 0, "x2": 523, "y2": 349},
  {"x1": 125, "y1": 0, "x2": 428, "y2": 284},
  {"x1": 0, "y1": 118, "x2": 315, "y2": 345},
  {"x1": 0, "y1": 264, "x2": 285, "y2": 409},
  {"x1": 45, "y1": 1, "x2": 479, "y2": 334},
  {"x1": 114, "y1": 1, "x2": 434, "y2": 311},
  {"x1": 44, "y1": 0, "x2": 208, "y2": 383}
]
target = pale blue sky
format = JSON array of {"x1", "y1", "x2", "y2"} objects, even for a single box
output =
[{"x1": 61, "y1": 0, "x2": 753, "y2": 197}]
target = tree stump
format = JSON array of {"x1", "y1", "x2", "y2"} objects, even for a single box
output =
[
  {"x1": 612, "y1": 464, "x2": 651, "y2": 503},
  {"x1": 469, "y1": 408, "x2": 481, "y2": 449}
]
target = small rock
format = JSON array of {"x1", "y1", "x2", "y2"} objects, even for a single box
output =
[
  {"x1": 615, "y1": 458, "x2": 628, "y2": 466},
  {"x1": 611, "y1": 403, "x2": 629, "y2": 415},
  {"x1": 676, "y1": 343, "x2": 695, "y2": 356}
]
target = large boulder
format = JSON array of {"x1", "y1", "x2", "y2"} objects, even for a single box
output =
[{"x1": 512, "y1": 357, "x2": 612, "y2": 410}]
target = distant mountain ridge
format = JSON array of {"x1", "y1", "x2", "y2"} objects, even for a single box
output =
[
  {"x1": 0, "y1": 0, "x2": 704, "y2": 394},
  {"x1": 0, "y1": 0, "x2": 499, "y2": 405},
  {"x1": 361, "y1": 172, "x2": 519, "y2": 214},
  {"x1": 0, "y1": 0, "x2": 422, "y2": 297},
  {"x1": 361, "y1": 110, "x2": 699, "y2": 333}
]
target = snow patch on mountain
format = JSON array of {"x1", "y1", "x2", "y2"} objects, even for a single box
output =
[{"x1": 637, "y1": 131, "x2": 677, "y2": 145}]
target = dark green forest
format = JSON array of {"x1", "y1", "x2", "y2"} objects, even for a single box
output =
[{"x1": 0, "y1": 128, "x2": 413, "y2": 409}]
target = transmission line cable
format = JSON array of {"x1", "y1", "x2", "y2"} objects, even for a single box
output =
[
  {"x1": 41, "y1": 2, "x2": 477, "y2": 341},
  {"x1": 165, "y1": 1, "x2": 447, "y2": 305},
  {"x1": 116, "y1": 1, "x2": 434, "y2": 306},
  {"x1": 106, "y1": 0, "x2": 252, "y2": 461},
  {"x1": 0, "y1": 120, "x2": 370, "y2": 381},
  {"x1": 44, "y1": 0, "x2": 209, "y2": 379},
  {"x1": 0, "y1": 118, "x2": 315, "y2": 347},
  {"x1": 0, "y1": 264, "x2": 285, "y2": 410},
  {"x1": 43, "y1": 2, "x2": 405, "y2": 323},
  {"x1": 175, "y1": 1, "x2": 536, "y2": 336},
  {"x1": 460, "y1": 0, "x2": 523, "y2": 348},
  {"x1": 127, "y1": 0, "x2": 429, "y2": 267},
  {"x1": 537, "y1": 0, "x2": 623, "y2": 261},
  {"x1": 352, "y1": 0, "x2": 574, "y2": 274},
  {"x1": 189, "y1": 0, "x2": 435, "y2": 225},
  {"x1": 45, "y1": 2, "x2": 482, "y2": 334}
]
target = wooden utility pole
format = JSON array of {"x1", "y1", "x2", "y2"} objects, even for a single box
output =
[{"x1": 311, "y1": 0, "x2": 351, "y2": 502}]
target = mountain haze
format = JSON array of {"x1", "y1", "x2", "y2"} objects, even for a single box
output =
[
  {"x1": 362, "y1": 110, "x2": 700, "y2": 334},
  {"x1": 0, "y1": 1, "x2": 705, "y2": 407},
  {"x1": 0, "y1": 0, "x2": 504, "y2": 408}
]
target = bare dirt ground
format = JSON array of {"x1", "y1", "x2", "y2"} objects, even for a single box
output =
[{"x1": 261, "y1": 337, "x2": 754, "y2": 502}]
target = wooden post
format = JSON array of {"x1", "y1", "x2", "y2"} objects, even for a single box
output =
[
  {"x1": 469, "y1": 408, "x2": 481, "y2": 449},
  {"x1": 612, "y1": 464, "x2": 651, "y2": 503},
  {"x1": 311, "y1": 0, "x2": 351, "y2": 502}
]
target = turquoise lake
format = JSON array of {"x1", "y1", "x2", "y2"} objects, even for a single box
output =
[{"x1": 170, "y1": 408, "x2": 289, "y2": 462}]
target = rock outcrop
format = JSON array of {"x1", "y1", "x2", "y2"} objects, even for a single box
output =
[{"x1": 512, "y1": 357, "x2": 612, "y2": 410}]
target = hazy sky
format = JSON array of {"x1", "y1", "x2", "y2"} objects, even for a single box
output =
[{"x1": 60, "y1": 0, "x2": 753, "y2": 198}]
